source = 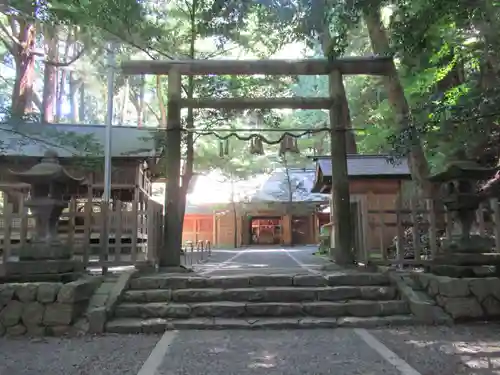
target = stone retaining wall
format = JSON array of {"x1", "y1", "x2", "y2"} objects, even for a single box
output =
[
  {"x1": 412, "y1": 273, "x2": 500, "y2": 321},
  {"x1": 0, "y1": 277, "x2": 101, "y2": 336},
  {"x1": 82, "y1": 270, "x2": 137, "y2": 334},
  {"x1": 389, "y1": 273, "x2": 452, "y2": 325}
]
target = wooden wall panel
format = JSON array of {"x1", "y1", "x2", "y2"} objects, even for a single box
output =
[
  {"x1": 182, "y1": 214, "x2": 214, "y2": 244},
  {"x1": 348, "y1": 179, "x2": 400, "y2": 195},
  {"x1": 216, "y1": 213, "x2": 236, "y2": 247},
  {"x1": 365, "y1": 192, "x2": 398, "y2": 253}
]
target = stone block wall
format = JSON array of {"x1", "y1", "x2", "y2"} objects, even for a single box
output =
[
  {"x1": 0, "y1": 277, "x2": 101, "y2": 336},
  {"x1": 413, "y1": 273, "x2": 500, "y2": 321}
]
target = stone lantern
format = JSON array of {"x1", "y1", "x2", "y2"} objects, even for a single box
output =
[
  {"x1": 6, "y1": 150, "x2": 86, "y2": 280},
  {"x1": 429, "y1": 155, "x2": 500, "y2": 277}
]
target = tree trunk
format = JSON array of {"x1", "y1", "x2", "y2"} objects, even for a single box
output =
[
  {"x1": 54, "y1": 29, "x2": 75, "y2": 122},
  {"x1": 79, "y1": 83, "x2": 86, "y2": 122},
  {"x1": 11, "y1": 20, "x2": 36, "y2": 117},
  {"x1": 69, "y1": 73, "x2": 81, "y2": 122},
  {"x1": 472, "y1": 0, "x2": 500, "y2": 80},
  {"x1": 363, "y1": 7, "x2": 433, "y2": 196},
  {"x1": 119, "y1": 77, "x2": 129, "y2": 124},
  {"x1": 138, "y1": 75, "x2": 145, "y2": 127},
  {"x1": 129, "y1": 76, "x2": 146, "y2": 127},
  {"x1": 41, "y1": 26, "x2": 59, "y2": 123},
  {"x1": 56, "y1": 69, "x2": 67, "y2": 122}
]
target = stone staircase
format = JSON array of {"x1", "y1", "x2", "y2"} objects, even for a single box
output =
[{"x1": 105, "y1": 272, "x2": 415, "y2": 333}]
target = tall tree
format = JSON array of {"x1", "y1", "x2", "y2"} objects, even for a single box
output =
[{"x1": 1, "y1": 0, "x2": 152, "y2": 118}]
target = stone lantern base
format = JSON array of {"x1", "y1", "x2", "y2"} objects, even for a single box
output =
[
  {"x1": 3, "y1": 240, "x2": 83, "y2": 282},
  {"x1": 3, "y1": 259, "x2": 84, "y2": 283},
  {"x1": 19, "y1": 239, "x2": 73, "y2": 261},
  {"x1": 431, "y1": 234, "x2": 500, "y2": 277}
]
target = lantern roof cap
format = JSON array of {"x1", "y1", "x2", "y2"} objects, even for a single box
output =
[
  {"x1": 9, "y1": 149, "x2": 86, "y2": 185},
  {"x1": 429, "y1": 160, "x2": 497, "y2": 182}
]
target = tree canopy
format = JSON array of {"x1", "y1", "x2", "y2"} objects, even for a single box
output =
[{"x1": 0, "y1": 0, "x2": 498, "y2": 181}]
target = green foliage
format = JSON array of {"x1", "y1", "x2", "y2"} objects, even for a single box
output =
[
  {"x1": 2, "y1": 0, "x2": 500, "y2": 182},
  {"x1": 205, "y1": 0, "x2": 500, "y2": 174}
]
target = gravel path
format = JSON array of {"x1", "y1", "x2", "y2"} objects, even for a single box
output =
[
  {"x1": 0, "y1": 334, "x2": 159, "y2": 375},
  {"x1": 156, "y1": 329, "x2": 400, "y2": 375},
  {"x1": 6, "y1": 247, "x2": 500, "y2": 374},
  {"x1": 3, "y1": 325, "x2": 500, "y2": 374},
  {"x1": 371, "y1": 324, "x2": 500, "y2": 375},
  {"x1": 194, "y1": 246, "x2": 331, "y2": 275}
]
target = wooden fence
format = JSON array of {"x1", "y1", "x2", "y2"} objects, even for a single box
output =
[
  {"x1": 0, "y1": 197, "x2": 164, "y2": 271},
  {"x1": 363, "y1": 196, "x2": 500, "y2": 267}
]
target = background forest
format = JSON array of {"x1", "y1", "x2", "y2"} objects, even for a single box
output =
[{"x1": 1, "y1": 0, "x2": 500, "y2": 193}]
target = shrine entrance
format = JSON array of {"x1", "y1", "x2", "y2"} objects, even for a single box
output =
[
  {"x1": 121, "y1": 57, "x2": 396, "y2": 267},
  {"x1": 250, "y1": 216, "x2": 282, "y2": 245},
  {"x1": 291, "y1": 216, "x2": 311, "y2": 245}
]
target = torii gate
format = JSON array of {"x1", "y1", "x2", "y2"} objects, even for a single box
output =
[{"x1": 120, "y1": 56, "x2": 395, "y2": 268}]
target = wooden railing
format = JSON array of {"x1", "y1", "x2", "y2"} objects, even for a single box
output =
[
  {"x1": 182, "y1": 240, "x2": 212, "y2": 266},
  {"x1": 363, "y1": 196, "x2": 500, "y2": 267},
  {"x1": 0, "y1": 198, "x2": 164, "y2": 272}
]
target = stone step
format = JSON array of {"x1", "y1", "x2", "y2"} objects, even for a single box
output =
[
  {"x1": 114, "y1": 300, "x2": 409, "y2": 319},
  {"x1": 122, "y1": 286, "x2": 398, "y2": 303},
  {"x1": 105, "y1": 315, "x2": 415, "y2": 333},
  {"x1": 129, "y1": 272, "x2": 389, "y2": 290}
]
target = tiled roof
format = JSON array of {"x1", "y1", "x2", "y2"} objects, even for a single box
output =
[
  {"x1": 249, "y1": 168, "x2": 327, "y2": 203},
  {"x1": 316, "y1": 154, "x2": 410, "y2": 177},
  {"x1": 153, "y1": 169, "x2": 329, "y2": 215},
  {"x1": 0, "y1": 122, "x2": 158, "y2": 158}
]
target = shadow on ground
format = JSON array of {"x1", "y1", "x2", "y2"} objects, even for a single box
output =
[{"x1": 372, "y1": 324, "x2": 500, "y2": 375}]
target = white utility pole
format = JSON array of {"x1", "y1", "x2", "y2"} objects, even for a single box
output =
[
  {"x1": 101, "y1": 42, "x2": 115, "y2": 273},
  {"x1": 103, "y1": 42, "x2": 115, "y2": 203}
]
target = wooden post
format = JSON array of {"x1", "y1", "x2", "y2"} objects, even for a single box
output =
[
  {"x1": 146, "y1": 199, "x2": 155, "y2": 262},
  {"x1": 395, "y1": 192, "x2": 404, "y2": 264},
  {"x1": 410, "y1": 196, "x2": 421, "y2": 261},
  {"x1": 360, "y1": 195, "x2": 370, "y2": 262},
  {"x1": 427, "y1": 198, "x2": 438, "y2": 258},
  {"x1": 131, "y1": 171, "x2": 140, "y2": 263},
  {"x1": 99, "y1": 201, "x2": 109, "y2": 274},
  {"x1": 328, "y1": 69, "x2": 354, "y2": 265},
  {"x1": 376, "y1": 194, "x2": 386, "y2": 259},
  {"x1": 3, "y1": 203, "x2": 12, "y2": 263},
  {"x1": 19, "y1": 196, "x2": 27, "y2": 249},
  {"x1": 310, "y1": 213, "x2": 317, "y2": 244},
  {"x1": 67, "y1": 197, "x2": 76, "y2": 248},
  {"x1": 490, "y1": 198, "x2": 500, "y2": 252},
  {"x1": 212, "y1": 213, "x2": 217, "y2": 245},
  {"x1": 83, "y1": 176, "x2": 93, "y2": 267},
  {"x1": 161, "y1": 68, "x2": 183, "y2": 267},
  {"x1": 282, "y1": 214, "x2": 292, "y2": 246},
  {"x1": 115, "y1": 199, "x2": 123, "y2": 262}
]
